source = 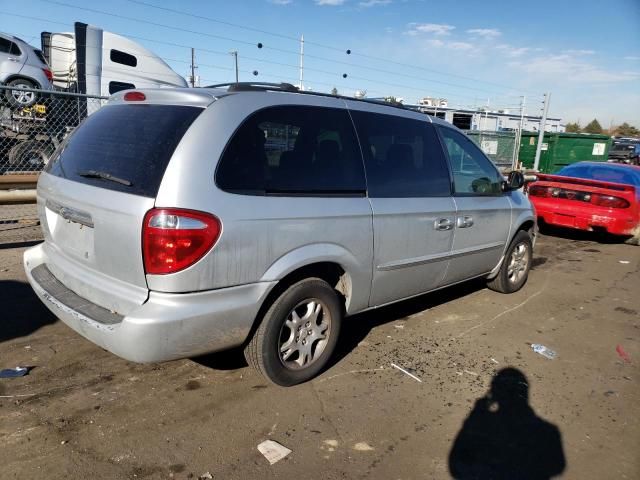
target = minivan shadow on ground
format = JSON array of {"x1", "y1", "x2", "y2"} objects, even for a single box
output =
[
  {"x1": 0, "y1": 279, "x2": 57, "y2": 343},
  {"x1": 449, "y1": 367, "x2": 566, "y2": 479},
  {"x1": 193, "y1": 277, "x2": 486, "y2": 373}
]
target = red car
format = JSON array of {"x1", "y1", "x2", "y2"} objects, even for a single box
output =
[{"x1": 527, "y1": 162, "x2": 640, "y2": 240}]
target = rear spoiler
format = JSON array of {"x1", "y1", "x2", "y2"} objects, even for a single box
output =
[{"x1": 534, "y1": 174, "x2": 636, "y2": 193}]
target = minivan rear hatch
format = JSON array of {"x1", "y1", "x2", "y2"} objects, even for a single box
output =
[{"x1": 39, "y1": 103, "x2": 203, "y2": 314}]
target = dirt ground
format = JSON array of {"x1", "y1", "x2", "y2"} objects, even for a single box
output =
[{"x1": 1, "y1": 231, "x2": 638, "y2": 479}]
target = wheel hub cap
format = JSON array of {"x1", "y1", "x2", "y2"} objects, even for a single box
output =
[
  {"x1": 507, "y1": 243, "x2": 529, "y2": 284},
  {"x1": 279, "y1": 299, "x2": 330, "y2": 370}
]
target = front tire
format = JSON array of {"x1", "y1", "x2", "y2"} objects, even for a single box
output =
[
  {"x1": 487, "y1": 230, "x2": 533, "y2": 293},
  {"x1": 244, "y1": 278, "x2": 342, "y2": 386}
]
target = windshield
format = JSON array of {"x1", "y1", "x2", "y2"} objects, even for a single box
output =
[{"x1": 558, "y1": 164, "x2": 640, "y2": 186}]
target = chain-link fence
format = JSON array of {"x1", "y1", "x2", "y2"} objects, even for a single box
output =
[
  {"x1": 0, "y1": 85, "x2": 106, "y2": 175},
  {"x1": 466, "y1": 130, "x2": 521, "y2": 170},
  {"x1": 0, "y1": 85, "x2": 106, "y2": 244}
]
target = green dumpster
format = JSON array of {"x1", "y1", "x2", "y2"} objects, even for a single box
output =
[{"x1": 519, "y1": 132, "x2": 611, "y2": 173}]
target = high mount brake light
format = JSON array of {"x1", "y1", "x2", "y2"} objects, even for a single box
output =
[
  {"x1": 142, "y1": 208, "x2": 221, "y2": 275},
  {"x1": 124, "y1": 91, "x2": 146, "y2": 101}
]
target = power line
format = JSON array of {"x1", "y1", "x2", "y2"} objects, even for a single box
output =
[
  {"x1": 7, "y1": 17, "x2": 517, "y2": 104},
  {"x1": 35, "y1": 0, "x2": 532, "y2": 98},
  {"x1": 124, "y1": 0, "x2": 534, "y2": 94}
]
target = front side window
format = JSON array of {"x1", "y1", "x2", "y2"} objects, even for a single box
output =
[
  {"x1": 350, "y1": 110, "x2": 451, "y2": 197},
  {"x1": 216, "y1": 106, "x2": 366, "y2": 195},
  {"x1": 438, "y1": 126, "x2": 502, "y2": 195}
]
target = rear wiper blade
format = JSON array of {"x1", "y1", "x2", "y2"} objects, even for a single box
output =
[{"x1": 77, "y1": 170, "x2": 132, "y2": 187}]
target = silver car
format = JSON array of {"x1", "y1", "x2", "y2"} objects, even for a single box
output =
[
  {"x1": 24, "y1": 83, "x2": 535, "y2": 386},
  {"x1": 0, "y1": 32, "x2": 53, "y2": 107}
]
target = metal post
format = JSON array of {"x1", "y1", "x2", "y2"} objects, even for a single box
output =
[
  {"x1": 533, "y1": 93, "x2": 551, "y2": 172},
  {"x1": 299, "y1": 34, "x2": 304, "y2": 91},
  {"x1": 511, "y1": 95, "x2": 526, "y2": 170},
  {"x1": 190, "y1": 48, "x2": 196, "y2": 88},
  {"x1": 230, "y1": 50, "x2": 238, "y2": 83}
]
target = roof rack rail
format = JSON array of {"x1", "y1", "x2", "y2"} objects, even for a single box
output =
[
  {"x1": 203, "y1": 82, "x2": 414, "y2": 113},
  {"x1": 205, "y1": 82, "x2": 299, "y2": 93}
]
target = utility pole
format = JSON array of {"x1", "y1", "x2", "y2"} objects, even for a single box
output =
[
  {"x1": 512, "y1": 95, "x2": 526, "y2": 169},
  {"x1": 230, "y1": 50, "x2": 238, "y2": 83},
  {"x1": 533, "y1": 93, "x2": 551, "y2": 172},
  {"x1": 299, "y1": 34, "x2": 304, "y2": 91},
  {"x1": 190, "y1": 48, "x2": 196, "y2": 88}
]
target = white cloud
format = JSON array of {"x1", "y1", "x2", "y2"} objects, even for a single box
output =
[
  {"x1": 406, "y1": 23, "x2": 455, "y2": 36},
  {"x1": 563, "y1": 49, "x2": 596, "y2": 56},
  {"x1": 467, "y1": 28, "x2": 501, "y2": 38},
  {"x1": 269, "y1": 0, "x2": 292, "y2": 4},
  {"x1": 359, "y1": 0, "x2": 391, "y2": 6},
  {"x1": 624, "y1": 56, "x2": 640, "y2": 61},
  {"x1": 315, "y1": 0, "x2": 345, "y2": 5},
  {"x1": 510, "y1": 53, "x2": 640, "y2": 84},
  {"x1": 448, "y1": 41, "x2": 474, "y2": 51},
  {"x1": 496, "y1": 44, "x2": 530, "y2": 57}
]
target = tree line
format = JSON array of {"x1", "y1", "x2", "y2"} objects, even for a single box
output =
[{"x1": 565, "y1": 120, "x2": 639, "y2": 137}]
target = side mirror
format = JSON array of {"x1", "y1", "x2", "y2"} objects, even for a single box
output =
[{"x1": 503, "y1": 171, "x2": 525, "y2": 191}]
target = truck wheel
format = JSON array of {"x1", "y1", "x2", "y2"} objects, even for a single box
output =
[
  {"x1": 244, "y1": 278, "x2": 342, "y2": 386},
  {"x1": 5, "y1": 79, "x2": 38, "y2": 108},
  {"x1": 487, "y1": 230, "x2": 533, "y2": 293}
]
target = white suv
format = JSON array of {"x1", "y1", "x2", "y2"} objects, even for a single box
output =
[{"x1": 0, "y1": 32, "x2": 53, "y2": 108}]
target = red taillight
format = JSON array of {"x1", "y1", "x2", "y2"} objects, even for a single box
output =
[
  {"x1": 42, "y1": 68, "x2": 53, "y2": 82},
  {"x1": 124, "y1": 91, "x2": 146, "y2": 101},
  {"x1": 528, "y1": 185, "x2": 550, "y2": 197},
  {"x1": 142, "y1": 208, "x2": 221, "y2": 275},
  {"x1": 591, "y1": 194, "x2": 630, "y2": 209}
]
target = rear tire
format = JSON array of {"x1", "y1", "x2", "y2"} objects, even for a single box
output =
[
  {"x1": 5, "y1": 79, "x2": 38, "y2": 108},
  {"x1": 244, "y1": 278, "x2": 342, "y2": 386},
  {"x1": 487, "y1": 230, "x2": 533, "y2": 293}
]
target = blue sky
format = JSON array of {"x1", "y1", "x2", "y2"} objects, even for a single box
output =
[{"x1": 4, "y1": 0, "x2": 640, "y2": 126}]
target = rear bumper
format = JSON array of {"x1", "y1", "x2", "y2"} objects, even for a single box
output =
[
  {"x1": 532, "y1": 199, "x2": 638, "y2": 236},
  {"x1": 24, "y1": 243, "x2": 276, "y2": 363}
]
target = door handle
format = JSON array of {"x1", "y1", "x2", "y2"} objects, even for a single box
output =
[
  {"x1": 456, "y1": 216, "x2": 474, "y2": 228},
  {"x1": 434, "y1": 218, "x2": 454, "y2": 231}
]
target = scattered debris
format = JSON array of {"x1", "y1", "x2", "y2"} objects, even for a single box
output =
[
  {"x1": 463, "y1": 370, "x2": 478, "y2": 377},
  {"x1": 353, "y1": 442, "x2": 374, "y2": 451},
  {"x1": 198, "y1": 472, "x2": 213, "y2": 480},
  {"x1": 529, "y1": 344, "x2": 557, "y2": 360},
  {"x1": 618, "y1": 260, "x2": 630, "y2": 264},
  {"x1": 394, "y1": 325, "x2": 405, "y2": 329},
  {"x1": 390, "y1": 363, "x2": 422, "y2": 383},
  {"x1": 616, "y1": 345, "x2": 631, "y2": 363},
  {"x1": 60, "y1": 440, "x2": 68, "y2": 445},
  {"x1": 257, "y1": 439, "x2": 291, "y2": 465},
  {"x1": 0, "y1": 366, "x2": 31, "y2": 378},
  {"x1": 490, "y1": 358, "x2": 499, "y2": 364},
  {"x1": 604, "y1": 390, "x2": 616, "y2": 397}
]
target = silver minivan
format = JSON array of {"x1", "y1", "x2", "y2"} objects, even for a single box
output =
[{"x1": 24, "y1": 83, "x2": 535, "y2": 386}]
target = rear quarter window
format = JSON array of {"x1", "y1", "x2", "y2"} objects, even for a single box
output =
[{"x1": 45, "y1": 104, "x2": 202, "y2": 197}]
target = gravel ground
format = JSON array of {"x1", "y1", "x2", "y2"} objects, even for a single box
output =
[{"x1": 0, "y1": 232, "x2": 638, "y2": 479}]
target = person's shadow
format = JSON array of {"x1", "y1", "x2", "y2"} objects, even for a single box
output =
[{"x1": 449, "y1": 368, "x2": 566, "y2": 480}]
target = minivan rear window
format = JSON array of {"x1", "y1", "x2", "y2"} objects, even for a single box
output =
[{"x1": 45, "y1": 104, "x2": 202, "y2": 197}]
